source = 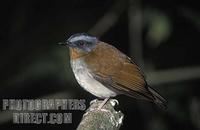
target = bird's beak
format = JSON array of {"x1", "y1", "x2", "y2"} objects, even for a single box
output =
[{"x1": 58, "y1": 41, "x2": 72, "y2": 47}]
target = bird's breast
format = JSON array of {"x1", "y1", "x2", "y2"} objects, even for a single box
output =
[{"x1": 70, "y1": 58, "x2": 117, "y2": 98}]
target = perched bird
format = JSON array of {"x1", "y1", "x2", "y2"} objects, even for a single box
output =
[{"x1": 59, "y1": 33, "x2": 167, "y2": 109}]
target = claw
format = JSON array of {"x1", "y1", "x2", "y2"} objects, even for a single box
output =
[{"x1": 110, "y1": 99, "x2": 119, "y2": 106}]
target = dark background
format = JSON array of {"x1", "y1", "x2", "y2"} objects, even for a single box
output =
[{"x1": 0, "y1": 0, "x2": 200, "y2": 130}]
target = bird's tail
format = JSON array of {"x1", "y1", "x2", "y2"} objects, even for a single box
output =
[{"x1": 147, "y1": 86, "x2": 168, "y2": 110}]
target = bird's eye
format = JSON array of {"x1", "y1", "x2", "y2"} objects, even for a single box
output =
[{"x1": 79, "y1": 41, "x2": 85, "y2": 46}]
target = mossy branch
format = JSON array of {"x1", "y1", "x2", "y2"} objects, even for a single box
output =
[{"x1": 77, "y1": 99, "x2": 124, "y2": 130}]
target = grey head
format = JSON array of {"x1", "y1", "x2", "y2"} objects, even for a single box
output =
[{"x1": 60, "y1": 33, "x2": 98, "y2": 52}]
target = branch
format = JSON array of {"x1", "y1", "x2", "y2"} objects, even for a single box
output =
[{"x1": 77, "y1": 99, "x2": 124, "y2": 130}]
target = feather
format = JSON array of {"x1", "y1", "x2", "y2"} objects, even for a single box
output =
[{"x1": 83, "y1": 41, "x2": 167, "y2": 108}]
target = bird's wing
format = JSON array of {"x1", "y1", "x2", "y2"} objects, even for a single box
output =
[{"x1": 84, "y1": 42, "x2": 155, "y2": 101}]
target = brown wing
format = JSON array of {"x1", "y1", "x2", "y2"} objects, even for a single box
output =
[{"x1": 84, "y1": 42, "x2": 155, "y2": 102}]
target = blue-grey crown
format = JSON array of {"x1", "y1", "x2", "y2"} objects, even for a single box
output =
[
  {"x1": 67, "y1": 33, "x2": 98, "y2": 44},
  {"x1": 66, "y1": 33, "x2": 98, "y2": 52}
]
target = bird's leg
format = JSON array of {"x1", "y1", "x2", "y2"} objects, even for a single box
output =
[
  {"x1": 98, "y1": 97, "x2": 110, "y2": 110},
  {"x1": 83, "y1": 98, "x2": 109, "y2": 117},
  {"x1": 84, "y1": 98, "x2": 117, "y2": 117}
]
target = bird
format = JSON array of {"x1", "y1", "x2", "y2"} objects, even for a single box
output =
[{"x1": 59, "y1": 33, "x2": 167, "y2": 109}]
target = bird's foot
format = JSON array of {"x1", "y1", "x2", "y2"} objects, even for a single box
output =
[
  {"x1": 84, "y1": 99, "x2": 120, "y2": 117},
  {"x1": 109, "y1": 99, "x2": 119, "y2": 106},
  {"x1": 90, "y1": 99, "x2": 98, "y2": 105}
]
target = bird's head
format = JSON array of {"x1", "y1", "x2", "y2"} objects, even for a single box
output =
[{"x1": 59, "y1": 33, "x2": 98, "y2": 52}]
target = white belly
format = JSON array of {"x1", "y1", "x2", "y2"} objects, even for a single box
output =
[{"x1": 70, "y1": 59, "x2": 117, "y2": 98}]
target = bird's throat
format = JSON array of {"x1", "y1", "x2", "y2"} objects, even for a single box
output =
[{"x1": 69, "y1": 48, "x2": 89, "y2": 60}]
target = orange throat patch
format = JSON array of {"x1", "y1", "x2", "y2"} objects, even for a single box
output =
[{"x1": 69, "y1": 48, "x2": 89, "y2": 60}]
